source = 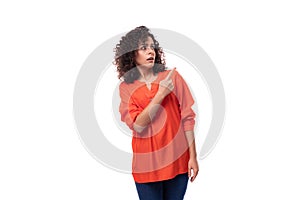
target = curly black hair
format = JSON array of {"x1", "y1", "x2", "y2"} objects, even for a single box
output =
[{"x1": 113, "y1": 26, "x2": 166, "y2": 83}]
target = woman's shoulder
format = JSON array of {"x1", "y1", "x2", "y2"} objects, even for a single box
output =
[{"x1": 119, "y1": 78, "x2": 143, "y2": 93}]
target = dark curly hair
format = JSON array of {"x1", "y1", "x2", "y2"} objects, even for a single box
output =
[{"x1": 114, "y1": 26, "x2": 166, "y2": 83}]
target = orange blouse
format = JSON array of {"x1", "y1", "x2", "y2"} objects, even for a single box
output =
[{"x1": 119, "y1": 69, "x2": 196, "y2": 183}]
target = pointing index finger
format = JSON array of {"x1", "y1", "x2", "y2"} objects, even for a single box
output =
[{"x1": 165, "y1": 68, "x2": 176, "y2": 80}]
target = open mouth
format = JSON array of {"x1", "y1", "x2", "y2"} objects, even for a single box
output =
[{"x1": 147, "y1": 57, "x2": 154, "y2": 61}]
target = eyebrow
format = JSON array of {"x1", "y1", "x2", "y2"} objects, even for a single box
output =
[{"x1": 139, "y1": 43, "x2": 155, "y2": 46}]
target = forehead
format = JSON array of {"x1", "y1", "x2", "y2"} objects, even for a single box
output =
[{"x1": 139, "y1": 36, "x2": 154, "y2": 45}]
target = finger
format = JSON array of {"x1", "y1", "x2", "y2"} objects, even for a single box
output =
[
  {"x1": 188, "y1": 166, "x2": 191, "y2": 178},
  {"x1": 191, "y1": 176, "x2": 195, "y2": 182},
  {"x1": 192, "y1": 170, "x2": 199, "y2": 182},
  {"x1": 190, "y1": 174, "x2": 194, "y2": 182},
  {"x1": 190, "y1": 174, "x2": 195, "y2": 182},
  {"x1": 169, "y1": 85, "x2": 174, "y2": 91},
  {"x1": 165, "y1": 68, "x2": 176, "y2": 80},
  {"x1": 191, "y1": 169, "x2": 198, "y2": 182}
]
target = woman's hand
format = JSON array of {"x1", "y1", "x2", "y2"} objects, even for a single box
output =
[
  {"x1": 157, "y1": 68, "x2": 176, "y2": 98},
  {"x1": 188, "y1": 157, "x2": 199, "y2": 182},
  {"x1": 133, "y1": 68, "x2": 176, "y2": 131}
]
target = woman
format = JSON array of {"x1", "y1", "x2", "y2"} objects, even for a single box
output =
[{"x1": 114, "y1": 26, "x2": 198, "y2": 200}]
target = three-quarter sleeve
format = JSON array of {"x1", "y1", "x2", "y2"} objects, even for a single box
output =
[
  {"x1": 119, "y1": 82, "x2": 142, "y2": 131},
  {"x1": 174, "y1": 71, "x2": 196, "y2": 131}
]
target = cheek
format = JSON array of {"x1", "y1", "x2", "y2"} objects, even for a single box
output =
[
  {"x1": 135, "y1": 52, "x2": 144, "y2": 64},
  {"x1": 134, "y1": 57, "x2": 141, "y2": 65},
  {"x1": 135, "y1": 55, "x2": 140, "y2": 62}
]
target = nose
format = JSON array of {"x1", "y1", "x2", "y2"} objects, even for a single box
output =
[{"x1": 147, "y1": 47, "x2": 155, "y2": 55}]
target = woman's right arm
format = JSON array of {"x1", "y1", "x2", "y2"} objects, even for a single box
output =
[{"x1": 133, "y1": 68, "x2": 176, "y2": 133}]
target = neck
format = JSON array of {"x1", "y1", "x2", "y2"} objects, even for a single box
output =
[{"x1": 137, "y1": 66, "x2": 153, "y2": 80}]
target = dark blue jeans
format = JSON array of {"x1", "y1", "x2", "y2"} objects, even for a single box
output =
[{"x1": 135, "y1": 173, "x2": 189, "y2": 200}]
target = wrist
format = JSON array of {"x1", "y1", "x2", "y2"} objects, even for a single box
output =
[
  {"x1": 155, "y1": 91, "x2": 166, "y2": 101},
  {"x1": 189, "y1": 154, "x2": 197, "y2": 159}
]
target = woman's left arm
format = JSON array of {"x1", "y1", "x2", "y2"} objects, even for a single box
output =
[{"x1": 174, "y1": 71, "x2": 199, "y2": 182}]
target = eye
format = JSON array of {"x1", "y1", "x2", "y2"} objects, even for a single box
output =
[
  {"x1": 150, "y1": 45, "x2": 155, "y2": 50},
  {"x1": 140, "y1": 45, "x2": 147, "y2": 50}
]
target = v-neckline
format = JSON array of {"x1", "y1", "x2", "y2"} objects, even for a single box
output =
[
  {"x1": 137, "y1": 73, "x2": 159, "y2": 91},
  {"x1": 145, "y1": 82, "x2": 152, "y2": 90}
]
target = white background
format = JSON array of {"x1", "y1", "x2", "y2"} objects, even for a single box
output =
[{"x1": 1, "y1": 0, "x2": 299, "y2": 199}]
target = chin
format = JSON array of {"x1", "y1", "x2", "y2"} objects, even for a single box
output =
[{"x1": 141, "y1": 63, "x2": 155, "y2": 69}]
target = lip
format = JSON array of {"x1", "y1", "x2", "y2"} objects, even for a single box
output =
[{"x1": 146, "y1": 57, "x2": 154, "y2": 61}]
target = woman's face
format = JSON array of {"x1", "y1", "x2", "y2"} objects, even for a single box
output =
[{"x1": 135, "y1": 36, "x2": 156, "y2": 69}]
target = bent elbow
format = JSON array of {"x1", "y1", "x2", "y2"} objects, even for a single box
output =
[{"x1": 133, "y1": 123, "x2": 146, "y2": 133}]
